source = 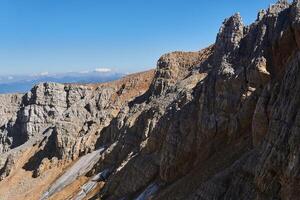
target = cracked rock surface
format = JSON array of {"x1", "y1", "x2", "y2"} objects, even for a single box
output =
[{"x1": 0, "y1": 1, "x2": 300, "y2": 200}]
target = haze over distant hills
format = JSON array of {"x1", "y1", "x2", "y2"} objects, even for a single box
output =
[
  {"x1": 2, "y1": 1, "x2": 300, "y2": 200},
  {"x1": 0, "y1": 68, "x2": 124, "y2": 94}
]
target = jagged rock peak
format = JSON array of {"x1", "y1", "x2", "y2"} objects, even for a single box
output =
[
  {"x1": 257, "y1": 9, "x2": 267, "y2": 21},
  {"x1": 267, "y1": 0, "x2": 290, "y2": 15},
  {"x1": 277, "y1": 0, "x2": 289, "y2": 5},
  {"x1": 290, "y1": 0, "x2": 300, "y2": 23},
  {"x1": 2, "y1": 1, "x2": 300, "y2": 200},
  {"x1": 150, "y1": 47, "x2": 213, "y2": 95},
  {"x1": 255, "y1": 1, "x2": 289, "y2": 21},
  {"x1": 215, "y1": 12, "x2": 244, "y2": 54},
  {"x1": 293, "y1": 0, "x2": 300, "y2": 5}
]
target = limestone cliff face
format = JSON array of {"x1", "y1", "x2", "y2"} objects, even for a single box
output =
[
  {"x1": 0, "y1": 94, "x2": 22, "y2": 153},
  {"x1": 0, "y1": 1, "x2": 300, "y2": 200},
  {"x1": 0, "y1": 71, "x2": 154, "y2": 197}
]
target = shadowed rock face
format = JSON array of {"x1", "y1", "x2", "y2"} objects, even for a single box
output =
[
  {"x1": 0, "y1": 1, "x2": 300, "y2": 200},
  {"x1": 0, "y1": 94, "x2": 23, "y2": 153},
  {"x1": 0, "y1": 70, "x2": 154, "y2": 191}
]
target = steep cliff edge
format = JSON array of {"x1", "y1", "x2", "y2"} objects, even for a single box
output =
[
  {"x1": 0, "y1": 70, "x2": 154, "y2": 199},
  {"x1": 0, "y1": 1, "x2": 300, "y2": 200}
]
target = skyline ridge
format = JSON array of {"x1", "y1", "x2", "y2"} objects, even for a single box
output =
[{"x1": 0, "y1": 0, "x2": 276, "y2": 75}]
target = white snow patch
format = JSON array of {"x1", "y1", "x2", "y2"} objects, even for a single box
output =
[
  {"x1": 41, "y1": 147, "x2": 105, "y2": 200},
  {"x1": 39, "y1": 72, "x2": 49, "y2": 76},
  {"x1": 94, "y1": 68, "x2": 112, "y2": 73}
]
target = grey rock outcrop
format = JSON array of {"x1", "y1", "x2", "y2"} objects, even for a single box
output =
[
  {"x1": 87, "y1": 1, "x2": 300, "y2": 200},
  {"x1": 0, "y1": 94, "x2": 22, "y2": 153},
  {"x1": 0, "y1": 1, "x2": 300, "y2": 200},
  {"x1": 0, "y1": 71, "x2": 154, "y2": 183}
]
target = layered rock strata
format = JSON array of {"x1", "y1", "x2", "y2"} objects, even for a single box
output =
[{"x1": 0, "y1": 1, "x2": 300, "y2": 200}]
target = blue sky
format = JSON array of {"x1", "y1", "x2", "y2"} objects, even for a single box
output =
[{"x1": 0, "y1": 0, "x2": 277, "y2": 75}]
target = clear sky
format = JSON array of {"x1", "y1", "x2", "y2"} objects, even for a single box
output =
[{"x1": 0, "y1": 0, "x2": 277, "y2": 75}]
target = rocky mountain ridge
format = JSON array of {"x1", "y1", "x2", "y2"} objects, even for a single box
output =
[{"x1": 0, "y1": 0, "x2": 299, "y2": 199}]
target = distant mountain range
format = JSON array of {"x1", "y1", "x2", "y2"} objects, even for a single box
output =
[{"x1": 0, "y1": 69, "x2": 124, "y2": 94}]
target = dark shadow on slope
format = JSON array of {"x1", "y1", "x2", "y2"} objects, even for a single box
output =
[
  {"x1": 22, "y1": 128, "x2": 60, "y2": 176},
  {"x1": 6, "y1": 109, "x2": 28, "y2": 149},
  {"x1": 128, "y1": 88, "x2": 152, "y2": 107}
]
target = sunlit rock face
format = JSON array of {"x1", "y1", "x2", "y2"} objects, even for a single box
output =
[{"x1": 0, "y1": 1, "x2": 300, "y2": 200}]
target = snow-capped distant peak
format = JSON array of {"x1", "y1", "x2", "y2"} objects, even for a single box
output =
[
  {"x1": 39, "y1": 72, "x2": 49, "y2": 76},
  {"x1": 94, "y1": 68, "x2": 112, "y2": 73}
]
